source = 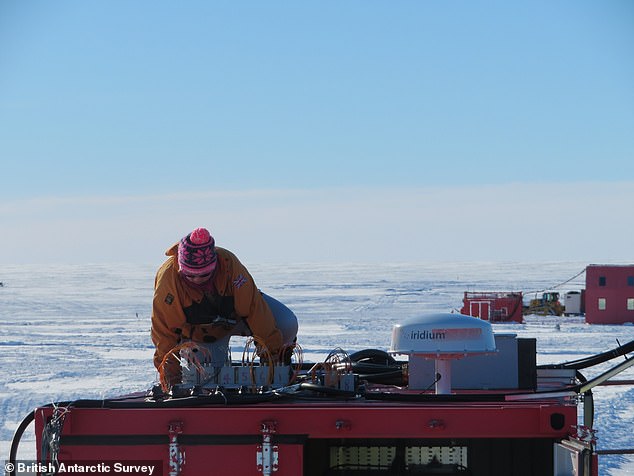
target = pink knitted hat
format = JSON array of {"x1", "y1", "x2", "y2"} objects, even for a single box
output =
[{"x1": 178, "y1": 228, "x2": 217, "y2": 276}]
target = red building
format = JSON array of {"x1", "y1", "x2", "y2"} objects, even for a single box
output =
[
  {"x1": 461, "y1": 291, "x2": 524, "y2": 323},
  {"x1": 585, "y1": 264, "x2": 634, "y2": 324}
]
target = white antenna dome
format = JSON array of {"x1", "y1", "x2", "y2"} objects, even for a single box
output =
[
  {"x1": 389, "y1": 312, "x2": 496, "y2": 356},
  {"x1": 389, "y1": 313, "x2": 497, "y2": 394}
]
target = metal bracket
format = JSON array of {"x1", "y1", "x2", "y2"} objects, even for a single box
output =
[
  {"x1": 571, "y1": 425, "x2": 598, "y2": 445},
  {"x1": 335, "y1": 419, "x2": 352, "y2": 431},
  {"x1": 168, "y1": 421, "x2": 185, "y2": 476},
  {"x1": 256, "y1": 420, "x2": 279, "y2": 475},
  {"x1": 428, "y1": 419, "x2": 446, "y2": 430}
]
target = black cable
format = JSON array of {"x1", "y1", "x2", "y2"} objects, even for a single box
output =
[
  {"x1": 523, "y1": 268, "x2": 586, "y2": 295},
  {"x1": 298, "y1": 382, "x2": 358, "y2": 397},
  {"x1": 72, "y1": 392, "x2": 283, "y2": 408},
  {"x1": 423, "y1": 373, "x2": 442, "y2": 393},
  {"x1": 538, "y1": 339, "x2": 634, "y2": 370},
  {"x1": 349, "y1": 349, "x2": 397, "y2": 365},
  {"x1": 363, "y1": 391, "x2": 509, "y2": 403},
  {"x1": 339, "y1": 349, "x2": 405, "y2": 385},
  {"x1": 356, "y1": 370, "x2": 405, "y2": 385}
]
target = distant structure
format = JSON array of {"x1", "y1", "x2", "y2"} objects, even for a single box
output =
[
  {"x1": 461, "y1": 291, "x2": 524, "y2": 323},
  {"x1": 563, "y1": 290, "x2": 585, "y2": 316},
  {"x1": 585, "y1": 264, "x2": 634, "y2": 324}
]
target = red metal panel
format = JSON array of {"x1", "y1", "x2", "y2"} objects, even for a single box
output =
[{"x1": 38, "y1": 401, "x2": 576, "y2": 440}]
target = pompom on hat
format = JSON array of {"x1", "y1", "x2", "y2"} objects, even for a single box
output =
[{"x1": 178, "y1": 227, "x2": 217, "y2": 276}]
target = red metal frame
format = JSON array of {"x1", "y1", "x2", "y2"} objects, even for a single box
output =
[{"x1": 36, "y1": 398, "x2": 577, "y2": 476}]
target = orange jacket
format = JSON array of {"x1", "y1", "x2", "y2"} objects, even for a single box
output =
[{"x1": 151, "y1": 244, "x2": 282, "y2": 369}]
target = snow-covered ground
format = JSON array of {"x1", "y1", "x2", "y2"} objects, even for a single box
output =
[{"x1": 1, "y1": 261, "x2": 633, "y2": 474}]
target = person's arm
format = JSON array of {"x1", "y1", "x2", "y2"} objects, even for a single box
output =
[
  {"x1": 151, "y1": 264, "x2": 184, "y2": 369},
  {"x1": 231, "y1": 262, "x2": 283, "y2": 359}
]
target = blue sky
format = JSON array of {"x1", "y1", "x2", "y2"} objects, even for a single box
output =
[{"x1": 1, "y1": 1, "x2": 633, "y2": 264}]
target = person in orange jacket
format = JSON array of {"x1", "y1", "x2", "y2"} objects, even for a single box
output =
[{"x1": 151, "y1": 227, "x2": 298, "y2": 376}]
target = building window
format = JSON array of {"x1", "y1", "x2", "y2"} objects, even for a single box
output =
[
  {"x1": 628, "y1": 298, "x2": 634, "y2": 311},
  {"x1": 628, "y1": 276, "x2": 634, "y2": 286},
  {"x1": 599, "y1": 276, "x2": 606, "y2": 286},
  {"x1": 598, "y1": 298, "x2": 607, "y2": 310}
]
